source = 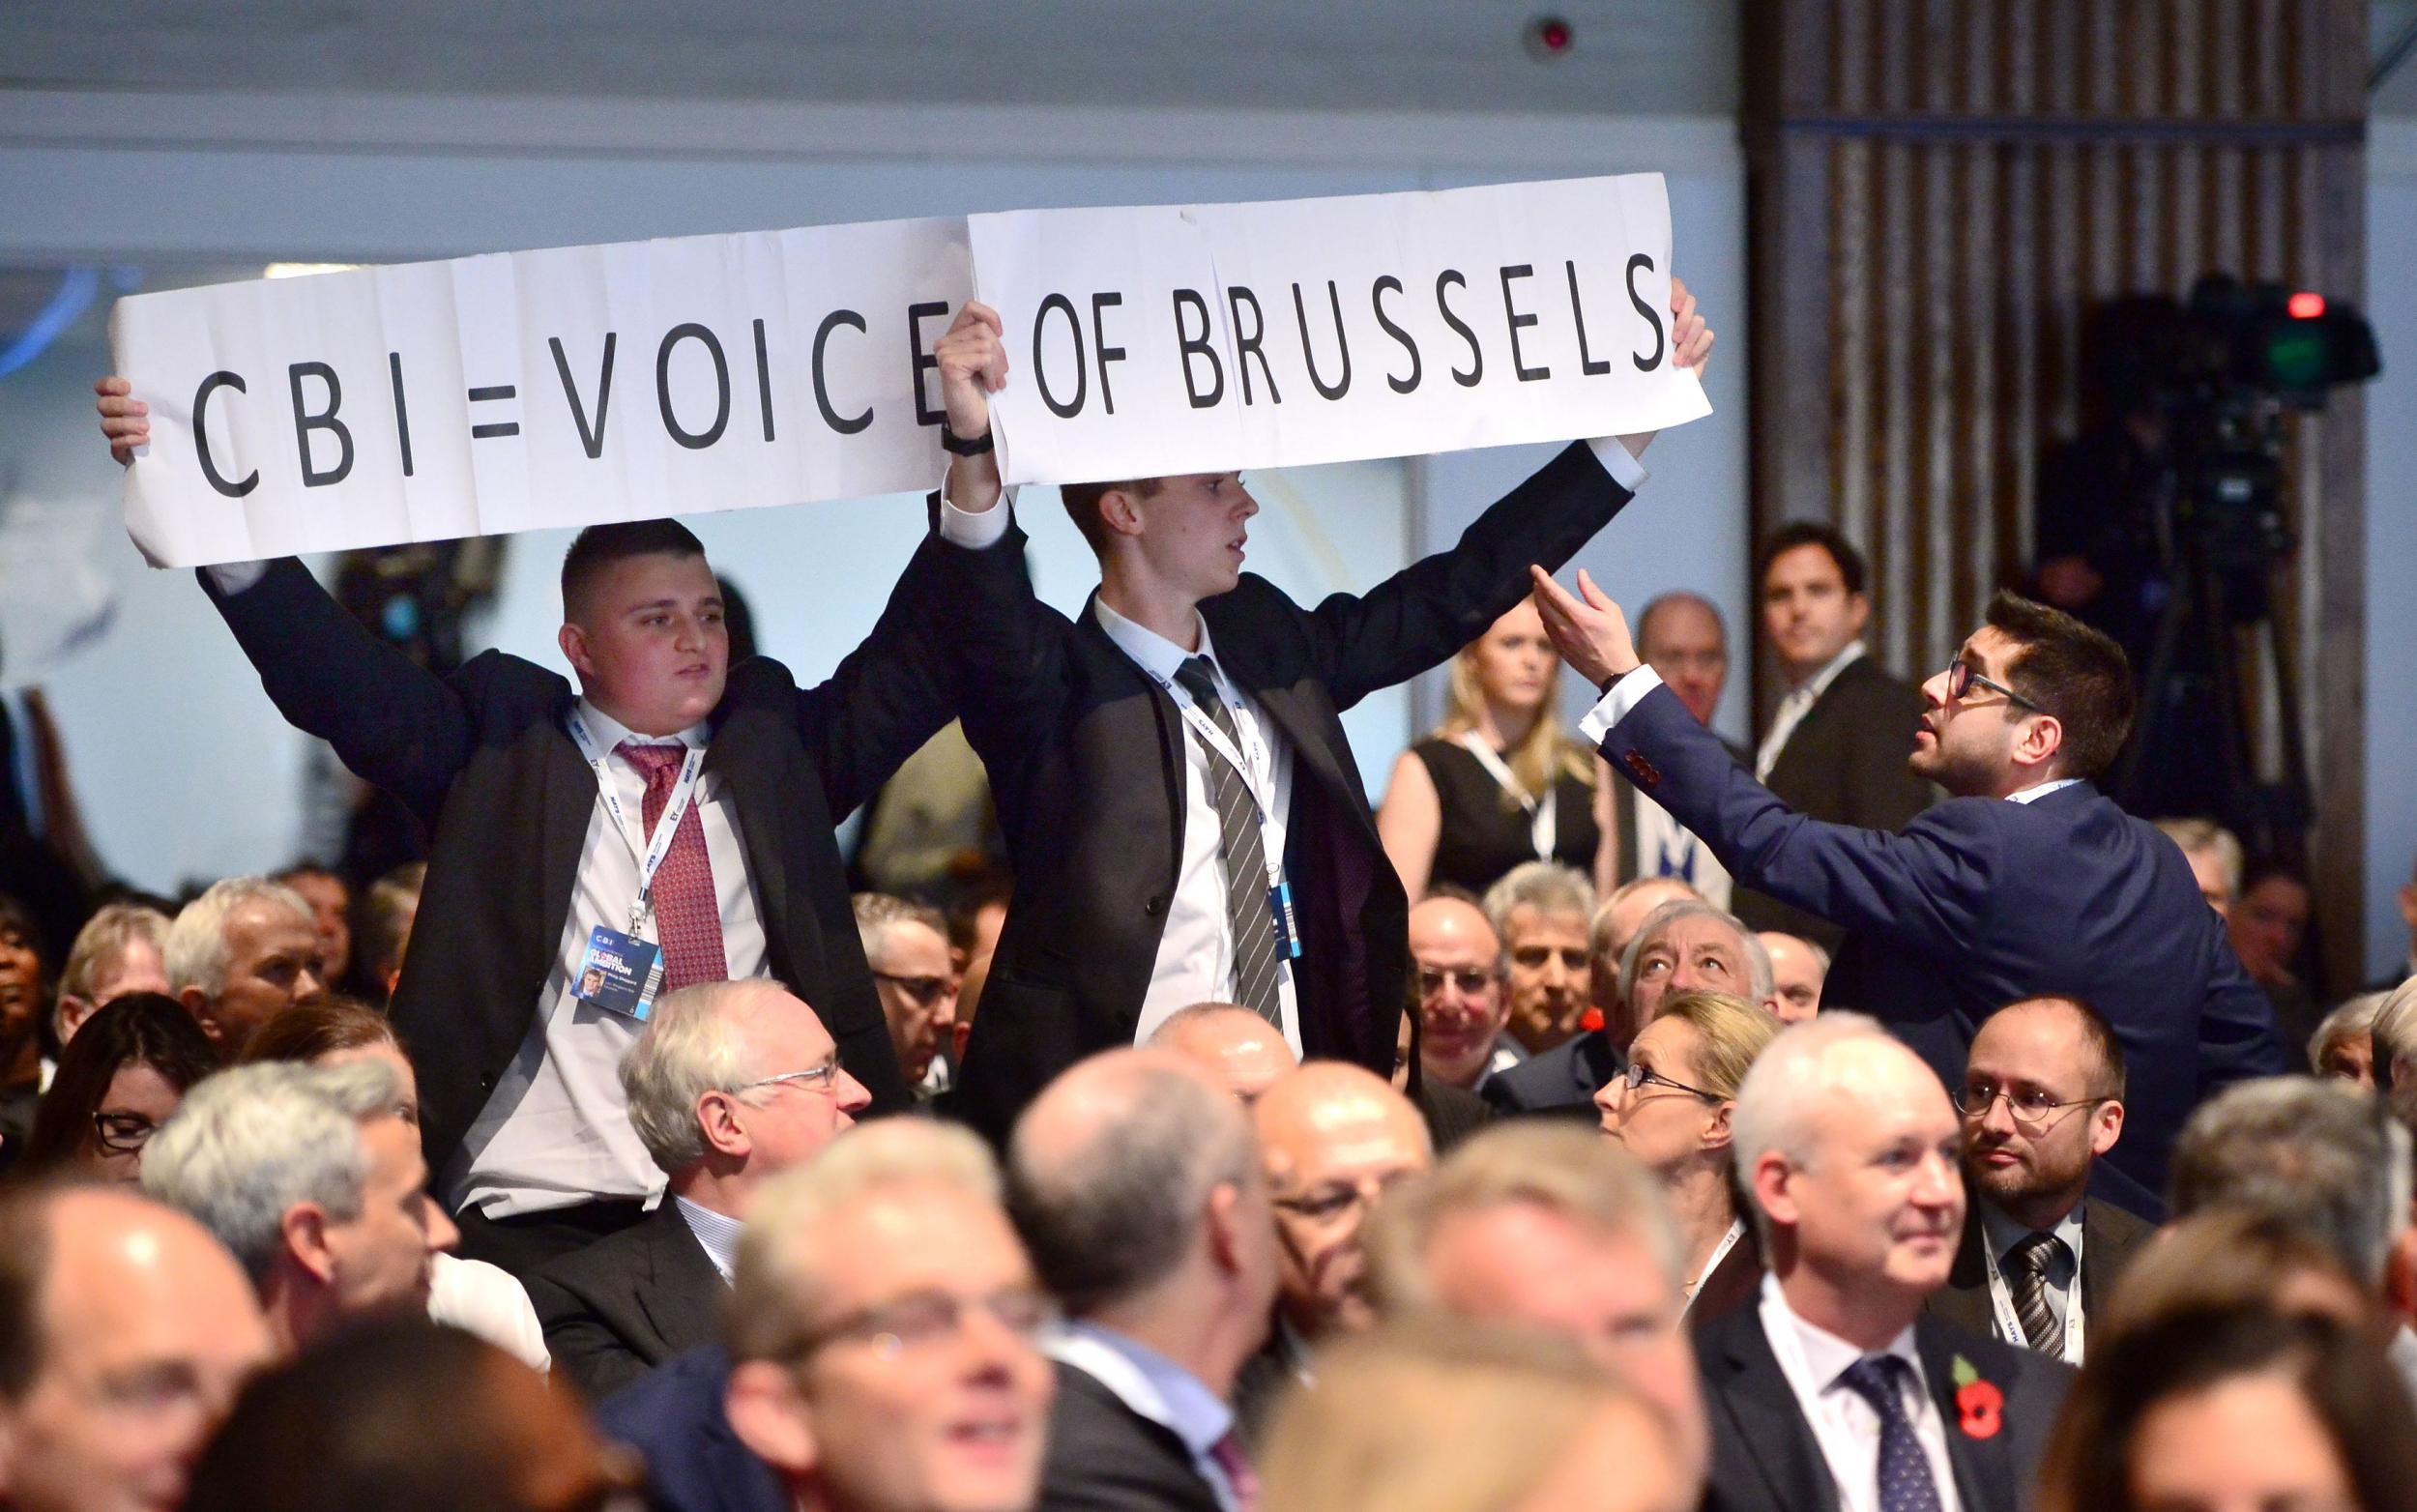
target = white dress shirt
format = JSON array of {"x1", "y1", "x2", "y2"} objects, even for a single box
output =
[
  {"x1": 1759, "y1": 1275, "x2": 1963, "y2": 1512},
  {"x1": 427, "y1": 1253, "x2": 552, "y2": 1373},
  {"x1": 1049, "y1": 1323, "x2": 1246, "y2": 1512},
  {"x1": 1978, "y1": 1201, "x2": 2086, "y2": 1362},
  {"x1": 674, "y1": 1193, "x2": 745, "y2": 1283},
  {"x1": 1092, "y1": 600, "x2": 1303, "y2": 1056},
  {"x1": 1756, "y1": 641, "x2": 1869, "y2": 780}
]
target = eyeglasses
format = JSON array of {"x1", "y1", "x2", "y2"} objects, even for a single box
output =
[
  {"x1": 1946, "y1": 660, "x2": 2043, "y2": 712},
  {"x1": 92, "y1": 1111, "x2": 160, "y2": 1156},
  {"x1": 1510, "y1": 945, "x2": 1590, "y2": 974},
  {"x1": 1956, "y1": 1081, "x2": 2103, "y2": 1129},
  {"x1": 873, "y1": 972, "x2": 954, "y2": 1007},
  {"x1": 1415, "y1": 967, "x2": 1496, "y2": 997},
  {"x1": 738, "y1": 1056, "x2": 844, "y2": 1096},
  {"x1": 1271, "y1": 1170, "x2": 1418, "y2": 1225},
  {"x1": 1618, "y1": 1062, "x2": 1720, "y2": 1101},
  {"x1": 798, "y1": 1287, "x2": 1061, "y2": 1362}
]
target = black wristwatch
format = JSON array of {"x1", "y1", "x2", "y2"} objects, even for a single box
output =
[
  {"x1": 1597, "y1": 669, "x2": 1627, "y2": 697},
  {"x1": 941, "y1": 422, "x2": 994, "y2": 456}
]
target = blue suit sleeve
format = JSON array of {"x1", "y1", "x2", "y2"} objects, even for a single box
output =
[{"x1": 2197, "y1": 933, "x2": 2295, "y2": 1091}]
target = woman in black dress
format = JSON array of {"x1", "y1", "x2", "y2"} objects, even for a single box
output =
[{"x1": 1375, "y1": 600, "x2": 1612, "y2": 901}]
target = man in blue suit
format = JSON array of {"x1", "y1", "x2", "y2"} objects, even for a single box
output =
[{"x1": 1527, "y1": 569, "x2": 2287, "y2": 1207}]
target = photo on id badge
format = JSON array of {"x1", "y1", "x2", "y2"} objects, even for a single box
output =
[{"x1": 576, "y1": 926, "x2": 662, "y2": 1021}]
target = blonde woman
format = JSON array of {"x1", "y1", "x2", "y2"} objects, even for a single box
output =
[
  {"x1": 1593, "y1": 988, "x2": 1781, "y2": 1323},
  {"x1": 1377, "y1": 600, "x2": 1611, "y2": 900}
]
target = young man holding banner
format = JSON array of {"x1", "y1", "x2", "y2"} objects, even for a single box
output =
[
  {"x1": 922, "y1": 285, "x2": 1713, "y2": 1139},
  {"x1": 94, "y1": 381, "x2": 1023, "y2": 1280}
]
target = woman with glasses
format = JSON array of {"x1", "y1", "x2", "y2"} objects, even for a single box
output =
[
  {"x1": 15, "y1": 992, "x2": 218, "y2": 1182},
  {"x1": 1593, "y1": 989, "x2": 1781, "y2": 1324},
  {"x1": 239, "y1": 998, "x2": 552, "y2": 1374}
]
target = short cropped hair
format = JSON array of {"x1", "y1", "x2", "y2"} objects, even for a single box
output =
[
  {"x1": 1057, "y1": 478, "x2": 1163, "y2": 556},
  {"x1": 1991, "y1": 995, "x2": 2128, "y2": 1101},
  {"x1": 560, "y1": 518, "x2": 707, "y2": 621},
  {"x1": 1729, "y1": 1012, "x2": 1900, "y2": 1249},
  {"x1": 2153, "y1": 818, "x2": 2244, "y2": 901},
  {"x1": 851, "y1": 892, "x2": 947, "y2": 962},
  {"x1": 1481, "y1": 862, "x2": 1597, "y2": 945},
  {"x1": 1587, "y1": 876, "x2": 1701, "y2": 964},
  {"x1": 729, "y1": 1119, "x2": 1003, "y2": 1363},
  {"x1": 1616, "y1": 899, "x2": 1774, "y2": 1005},
  {"x1": 2169, "y1": 1076, "x2": 2411, "y2": 1288},
  {"x1": 618, "y1": 980, "x2": 778, "y2": 1177},
  {"x1": 164, "y1": 879, "x2": 313, "y2": 1001},
  {"x1": 141, "y1": 1060, "x2": 401, "y2": 1282},
  {"x1": 1982, "y1": 591, "x2": 2137, "y2": 781},
  {"x1": 1365, "y1": 1121, "x2": 1684, "y2": 1314},
  {"x1": 56, "y1": 902, "x2": 170, "y2": 1009},
  {"x1": 1755, "y1": 520, "x2": 1867, "y2": 597}
]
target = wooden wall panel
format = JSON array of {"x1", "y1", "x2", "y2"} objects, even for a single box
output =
[{"x1": 1744, "y1": 0, "x2": 2370, "y2": 988}]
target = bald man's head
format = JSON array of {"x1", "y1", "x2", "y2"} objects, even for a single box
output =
[
  {"x1": 1255, "y1": 1063, "x2": 1435, "y2": 1338},
  {"x1": 0, "y1": 1186, "x2": 274, "y2": 1512},
  {"x1": 1148, "y1": 1003, "x2": 1299, "y2": 1106},
  {"x1": 1408, "y1": 898, "x2": 1510, "y2": 1090},
  {"x1": 1636, "y1": 593, "x2": 1728, "y2": 727}
]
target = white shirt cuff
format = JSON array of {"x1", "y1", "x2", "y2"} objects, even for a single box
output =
[
  {"x1": 938, "y1": 480, "x2": 1016, "y2": 549},
  {"x1": 204, "y1": 561, "x2": 269, "y2": 596},
  {"x1": 1585, "y1": 436, "x2": 1651, "y2": 493},
  {"x1": 1578, "y1": 664, "x2": 1667, "y2": 745}
]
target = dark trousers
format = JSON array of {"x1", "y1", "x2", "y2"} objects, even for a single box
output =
[{"x1": 453, "y1": 1197, "x2": 651, "y2": 1289}]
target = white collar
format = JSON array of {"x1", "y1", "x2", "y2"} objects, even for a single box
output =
[
  {"x1": 1093, "y1": 597, "x2": 1223, "y2": 698},
  {"x1": 1784, "y1": 640, "x2": 1867, "y2": 705},
  {"x1": 573, "y1": 697, "x2": 710, "y2": 752},
  {"x1": 2004, "y1": 777, "x2": 2082, "y2": 805},
  {"x1": 1762, "y1": 1271, "x2": 1924, "y2": 1390},
  {"x1": 1977, "y1": 1199, "x2": 2084, "y2": 1270}
]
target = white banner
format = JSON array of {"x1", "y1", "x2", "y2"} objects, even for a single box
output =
[{"x1": 112, "y1": 175, "x2": 1705, "y2": 568}]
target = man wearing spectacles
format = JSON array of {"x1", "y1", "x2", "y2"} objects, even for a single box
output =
[
  {"x1": 1405, "y1": 894, "x2": 1519, "y2": 1093},
  {"x1": 1924, "y1": 997, "x2": 2152, "y2": 1365},
  {"x1": 529, "y1": 979, "x2": 873, "y2": 1400},
  {"x1": 854, "y1": 894, "x2": 962, "y2": 1100},
  {"x1": 1531, "y1": 574, "x2": 2288, "y2": 1207}
]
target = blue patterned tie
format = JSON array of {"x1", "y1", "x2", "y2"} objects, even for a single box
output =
[{"x1": 1836, "y1": 1355, "x2": 1944, "y2": 1512}]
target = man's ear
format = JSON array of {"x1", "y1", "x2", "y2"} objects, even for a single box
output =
[
  {"x1": 281, "y1": 1203, "x2": 339, "y2": 1286},
  {"x1": 53, "y1": 994, "x2": 96, "y2": 1042},
  {"x1": 559, "y1": 622, "x2": 594, "y2": 683},
  {"x1": 179, "y1": 988, "x2": 223, "y2": 1043},
  {"x1": 1097, "y1": 486, "x2": 1150, "y2": 542},
  {"x1": 1845, "y1": 592, "x2": 1872, "y2": 636},
  {"x1": 1751, "y1": 1151, "x2": 1799, "y2": 1230},
  {"x1": 2087, "y1": 1098, "x2": 2124, "y2": 1159},
  {"x1": 726, "y1": 1360, "x2": 817, "y2": 1481},
  {"x1": 2014, "y1": 712, "x2": 2065, "y2": 772},
  {"x1": 697, "y1": 1090, "x2": 751, "y2": 1161},
  {"x1": 1204, "y1": 1181, "x2": 1246, "y2": 1277}
]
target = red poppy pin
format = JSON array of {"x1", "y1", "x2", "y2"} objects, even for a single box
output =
[
  {"x1": 1580, "y1": 1007, "x2": 1605, "y2": 1033},
  {"x1": 1950, "y1": 1354, "x2": 2003, "y2": 1440}
]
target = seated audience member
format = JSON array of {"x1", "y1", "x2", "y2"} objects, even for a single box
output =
[
  {"x1": 2034, "y1": 1305, "x2": 2417, "y2": 1512},
  {"x1": 623, "y1": 1119, "x2": 1050, "y2": 1512},
  {"x1": 1481, "y1": 875, "x2": 1699, "y2": 1119},
  {"x1": 239, "y1": 1000, "x2": 552, "y2": 1375},
  {"x1": 2229, "y1": 860, "x2": 2320, "y2": 1047},
  {"x1": 1928, "y1": 996, "x2": 2153, "y2": 1360},
  {"x1": 2310, "y1": 993, "x2": 2384, "y2": 1089},
  {"x1": 1757, "y1": 932, "x2": 1827, "y2": 1023},
  {"x1": 1482, "y1": 862, "x2": 1597, "y2": 1055},
  {"x1": 184, "y1": 1317, "x2": 637, "y2": 1512},
  {"x1": 1007, "y1": 1050, "x2": 1277, "y2": 1512},
  {"x1": 1531, "y1": 575, "x2": 2290, "y2": 1202},
  {"x1": 1237, "y1": 1063, "x2": 1434, "y2": 1443},
  {"x1": 162, "y1": 877, "x2": 329, "y2": 1052},
  {"x1": 1702, "y1": 1013, "x2": 2069, "y2": 1512},
  {"x1": 15, "y1": 993, "x2": 217, "y2": 1182},
  {"x1": 2152, "y1": 817, "x2": 2243, "y2": 921},
  {"x1": 274, "y1": 862, "x2": 355, "y2": 991},
  {"x1": 0, "y1": 893, "x2": 47, "y2": 1161},
  {"x1": 49, "y1": 900, "x2": 172, "y2": 1046},
  {"x1": 531, "y1": 979, "x2": 871, "y2": 1398},
  {"x1": 1595, "y1": 990, "x2": 1781, "y2": 1324},
  {"x1": 2373, "y1": 979, "x2": 2417, "y2": 1130},
  {"x1": 1363, "y1": 1121, "x2": 1707, "y2": 1475},
  {"x1": 1377, "y1": 599, "x2": 1612, "y2": 903},
  {"x1": 0, "y1": 1184, "x2": 275, "y2": 1512},
  {"x1": 1604, "y1": 592, "x2": 1741, "y2": 913},
  {"x1": 141, "y1": 1060, "x2": 457, "y2": 1354},
  {"x1": 1258, "y1": 1317, "x2": 1698, "y2": 1512},
  {"x1": 1148, "y1": 1001, "x2": 1299, "y2": 1107},
  {"x1": 854, "y1": 893, "x2": 960, "y2": 1099},
  {"x1": 1405, "y1": 892, "x2": 1519, "y2": 1092},
  {"x1": 353, "y1": 861, "x2": 423, "y2": 1003}
]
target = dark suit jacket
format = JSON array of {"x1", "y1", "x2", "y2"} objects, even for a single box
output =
[
  {"x1": 1924, "y1": 1193, "x2": 2156, "y2": 1347},
  {"x1": 529, "y1": 1202, "x2": 725, "y2": 1401},
  {"x1": 1412, "y1": 1078, "x2": 1494, "y2": 1152},
  {"x1": 1481, "y1": 1027, "x2": 1625, "y2": 1120},
  {"x1": 949, "y1": 443, "x2": 1637, "y2": 1138},
  {"x1": 1735, "y1": 655, "x2": 1935, "y2": 947},
  {"x1": 1038, "y1": 1361, "x2": 1221, "y2": 1512},
  {"x1": 200, "y1": 527, "x2": 1007, "y2": 1175},
  {"x1": 1698, "y1": 1303, "x2": 2069, "y2": 1512},
  {"x1": 1599, "y1": 683, "x2": 2289, "y2": 1200},
  {"x1": 595, "y1": 1345, "x2": 784, "y2": 1512}
]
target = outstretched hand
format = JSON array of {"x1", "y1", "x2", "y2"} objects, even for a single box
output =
[
  {"x1": 934, "y1": 301, "x2": 1008, "y2": 512},
  {"x1": 1528, "y1": 566, "x2": 1640, "y2": 690},
  {"x1": 96, "y1": 376, "x2": 148, "y2": 466}
]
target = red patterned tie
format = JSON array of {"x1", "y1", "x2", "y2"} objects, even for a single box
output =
[
  {"x1": 619, "y1": 741, "x2": 727, "y2": 993},
  {"x1": 1208, "y1": 1433, "x2": 1258, "y2": 1512}
]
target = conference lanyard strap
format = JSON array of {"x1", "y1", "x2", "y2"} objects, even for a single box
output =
[
  {"x1": 567, "y1": 712, "x2": 705, "y2": 935},
  {"x1": 1454, "y1": 732, "x2": 1559, "y2": 863}
]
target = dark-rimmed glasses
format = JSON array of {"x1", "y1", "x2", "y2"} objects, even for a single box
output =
[
  {"x1": 1618, "y1": 1061, "x2": 1721, "y2": 1102},
  {"x1": 1415, "y1": 966, "x2": 1495, "y2": 998},
  {"x1": 1946, "y1": 660, "x2": 2043, "y2": 712},
  {"x1": 92, "y1": 1111, "x2": 160, "y2": 1157},
  {"x1": 872, "y1": 972, "x2": 953, "y2": 1007},
  {"x1": 1956, "y1": 1081, "x2": 2102, "y2": 1130}
]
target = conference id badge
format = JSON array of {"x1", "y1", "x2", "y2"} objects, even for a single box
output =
[
  {"x1": 575, "y1": 926, "x2": 660, "y2": 1022},
  {"x1": 1267, "y1": 879, "x2": 1305, "y2": 961}
]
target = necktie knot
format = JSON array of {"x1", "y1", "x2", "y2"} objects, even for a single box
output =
[
  {"x1": 1174, "y1": 655, "x2": 1222, "y2": 709},
  {"x1": 1208, "y1": 1432, "x2": 1259, "y2": 1512},
  {"x1": 2009, "y1": 1230, "x2": 2064, "y2": 1281},
  {"x1": 1837, "y1": 1353, "x2": 1911, "y2": 1417},
  {"x1": 618, "y1": 741, "x2": 688, "y2": 791}
]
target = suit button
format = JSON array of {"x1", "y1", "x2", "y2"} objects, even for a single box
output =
[{"x1": 1145, "y1": 896, "x2": 1165, "y2": 917}]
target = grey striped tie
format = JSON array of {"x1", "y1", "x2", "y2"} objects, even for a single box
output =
[
  {"x1": 2006, "y1": 1231, "x2": 2064, "y2": 1353},
  {"x1": 1174, "y1": 656, "x2": 1283, "y2": 1025}
]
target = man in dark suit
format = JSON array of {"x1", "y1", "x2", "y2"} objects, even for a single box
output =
[
  {"x1": 1925, "y1": 996, "x2": 2153, "y2": 1362},
  {"x1": 530, "y1": 979, "x2": 874, "y2": 1398},
  {"x1": 1532, "y1": 573, "x2": 2290, "y2": 1202},
  {"x1": 1699, "y1": 1014, "x2": 2068, "y2": 1512},
  {"x1": 1738, "y1": 523, "x2": 1935, "y2": 948},
  {"x1": 921, "y1": 290, "x2": 1715, "y2": 1140},
  {"x1": 1009, "y1": 1051, "x2": 1278, "y2": 1512}
]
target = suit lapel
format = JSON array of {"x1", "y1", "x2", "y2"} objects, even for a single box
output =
[
  {"x1": 701, "y1": 679, "x2": 790, "y2": 945},
  {"x1": 1929, "y1": 1206, "x2": 1996, "y2": 1340},
  {"x1": 539, "y1": 700, "x2": 597, "y2": 960},
  {"x1": 1708, "y1": 1312, "x2": 1842, "y2": 1512},
  {"x1": 1075, "y1": 597, "x2": 1190, "y2": 840},
  {"x1": 635, "y1": 1206, "x2": 729, "y2": 1359},
  {"x1": 1916, "y1": 1319, "x2": 2018, "y2": 1512}
]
